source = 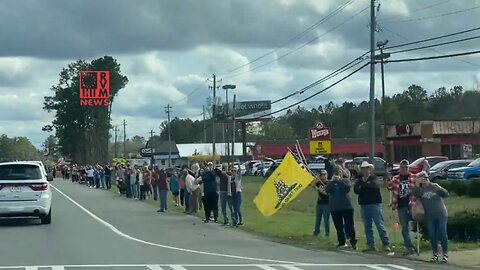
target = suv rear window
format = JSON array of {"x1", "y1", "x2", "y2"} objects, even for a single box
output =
[{"x1": 0, "y1": 164, "x2": 42, "y2": 180}]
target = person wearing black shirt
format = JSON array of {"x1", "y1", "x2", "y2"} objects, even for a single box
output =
[
  {"x1": 200, "y1": 162, "x2": 219, "y2": 223},
  {"x1": 313, "y1": 169, "x2": 330, "y2": 237},
  {"x1": 104, "y1": 164, "x2": 111, "y2": 190},
  {"x1": 354, "y1": 161, "x2": 390, "y2": 252}
]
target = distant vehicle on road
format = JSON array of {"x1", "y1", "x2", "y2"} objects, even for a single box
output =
[
  {"x1": 0, "y1": 161, "x2": 53, "y2": 224},
  {"x1": 447, "y1": 158, "x2": 480, "y2": 181},
  {"x1": 429, "y1": 159, "x2": 473, "y2": 182}
]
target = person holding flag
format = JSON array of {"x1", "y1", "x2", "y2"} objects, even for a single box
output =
[{"x1": 312, "y1": 169, "x2": 330, "y2": 237}]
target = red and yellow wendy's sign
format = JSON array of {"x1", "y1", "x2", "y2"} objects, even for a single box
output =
[{"x1": 309, "y1": 122, "x2": 332, "y2": 155}]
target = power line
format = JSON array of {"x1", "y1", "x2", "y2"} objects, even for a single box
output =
[
  {"x1": 255, "y1": 62, "x2": 369, "y2": 120},
  {"x1": 224, "y1": 0, "x2": 357, "y2": 75},
  {"x1": 383, "y1": 5, "x2": 480, "y2": 24},
  {"x1": 389, "y1": 35, "x2": 480, "y2": 55},
  {"x1": 384, "y1": 0, "x2": 451, "y2": 21},
  {"x1": 271, "y1": 53, "x2": 369, "y2": 104},
  {"x1": 223, "y1": 5, "x2": 370, "y2": 79},
  {"x1": 384, "y1": 49, "x2": 480, "y2": 63},
  {"x1": 382, "y1": 26, "x2": 480, "y2": 67},
  {"x1": 384, "y1": 26, "x2": 480, "y2": 50}
]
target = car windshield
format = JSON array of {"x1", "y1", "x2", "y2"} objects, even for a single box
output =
[
  {"x1": 410, "y1": 158, "x2": 424, "y2": 166},
  {"x1": 430, "y1": 161, "x2": 449, "y2": 171},
  {"x1": 468, "y1": 159, "x2": 480, "y2": 167},
  {"x1": 0, "y1": 164, "x2": 42, "y2": 180}
]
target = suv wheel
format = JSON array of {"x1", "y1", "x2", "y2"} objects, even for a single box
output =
[{"x1": 41, "y1": 209, "x2": 52, "y2": 224}]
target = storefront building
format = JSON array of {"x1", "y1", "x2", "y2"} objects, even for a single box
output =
[
  {"x1": 252, "y1": 138, "x2": 384, "y2": 160},
  {"x1": 385, "y1": 120, "x2": 480, "y2": 162}
]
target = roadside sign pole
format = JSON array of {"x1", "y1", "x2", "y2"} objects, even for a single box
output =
[{"x1": 232, "y1": 94, "x2": 236, "y2": 166}]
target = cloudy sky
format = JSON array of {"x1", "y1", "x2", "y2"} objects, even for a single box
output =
[{"x1": 1, "y1": 0, "x2": 479, "y2": 148}]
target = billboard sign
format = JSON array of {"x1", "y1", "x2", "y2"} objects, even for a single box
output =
[
  {"x1": 309, "y1": 122, "x2": 332, "y2": 155},
  {"x1": 226, "y1": 100, "x2": 271, "y2": 121}
]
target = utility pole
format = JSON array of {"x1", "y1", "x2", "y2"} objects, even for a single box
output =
[
  {"x1": 376, "y1": 40, "x2": 390, "y2": 164},
  {"x1": 368, "y1": 0, "x2": 376, "y2": 163},
  {"x1": 232, "y1": 94, "x2": 236, "y2": 166},
  {"x1": 114, "y1": 125, "x2": 119, "y2": 158},
  {"x1": 123, "y1": 119, "x2": 127, "y2": 158},
  {"x1": 208, "y1": 74, "x2": 221, "y2": 157},
  {"x1": 225, "y1": 87, "x2": 229, "y2": 164},
  {"x1": 165, "y1": 104, "x2": 172, "y2": 168},
  {"x1": 203, "y1": 105, "x2": 207, "y2": 143},
  {"x1": 149, "y1": 129, "x2": 155, "y2": 165}
]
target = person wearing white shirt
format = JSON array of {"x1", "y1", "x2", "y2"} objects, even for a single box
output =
[
  {"x1": 231, "y1": 167, "x2": 243, "y2": 226},
  {"x1": 86, "y1": 166, "x2": 95, "y2": 188},
  {"x1": 185, "y1": 169, "x2": 200, "y2": 214}
]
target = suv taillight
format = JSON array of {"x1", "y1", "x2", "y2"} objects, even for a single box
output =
[{"x1": 29, "y1": 183, "x2": 48, "y2": 191}]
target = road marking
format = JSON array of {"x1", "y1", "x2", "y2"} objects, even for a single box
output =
[
  {"x1": 50, "y1": 184, "x2": 299, "y2": 264},
  {"x1": 386, "y1": 265, "x2": 416, "y2": 270},
  {"x1": 365, "y1": 266, "x2": 392, "y2": 270},
  {"x1": 169, "y1": 266, "x2": 188, "y2": 270},
  {"x1": 255, "y1": 266, "x2": 278, "y2": 270},
  {"x1": 51, "y1": 267, "x2": 65, "y2": 270},
  {"x1": 146, "y1": 265, "x2": 166, "y2": 270},
  {"x1": 0, "y1": 264, "x2": 418, "y2": 269},
  {"x1": 280, "y1": 265, "x2": 303, "y2": 270}
]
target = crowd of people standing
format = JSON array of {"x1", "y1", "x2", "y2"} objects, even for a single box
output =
[
  {"x1": 61, "y1": 161, "x2": 243, "y2": 227},
  {"x1": 312, "y1": 158, "x2": 449, "y2": 263}
]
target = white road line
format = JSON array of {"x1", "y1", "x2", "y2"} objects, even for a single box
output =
[
  {"x1": 386, "y1": 265, "x2": 416, "y2": 270},
  {"x1": 51, "y1": 266, "x2": 65, "y2": 270},
  {"x1": 50, "y1": 184, "x2": 298, "y2": 264},
  {"x1": 280, "y1": 265, "x2": 303, "y2": 270},
  {"x1": 256, "y1": 266, "x2": 278, "y2": 270},
  {"x1": 169, "y1": 266, "x2": 188, "y2": 270},
  {"x1": 365, "y1": 265, "x2": 391, "y2": 270},
  {"x1": 0, "y1": 264, "x2": 417, "y2": 269},
  {"x1": 146, "y1": 265, "x2": 166, "y2": 270}
]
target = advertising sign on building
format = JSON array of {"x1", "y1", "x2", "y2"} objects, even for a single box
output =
[{"x1": 309, "y1": 122, "x2": 332, "y2": 155}]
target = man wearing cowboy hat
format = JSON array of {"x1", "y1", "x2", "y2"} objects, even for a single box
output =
[{"x1": 354, "y1": 161, "x2": 391, "y2": 253}]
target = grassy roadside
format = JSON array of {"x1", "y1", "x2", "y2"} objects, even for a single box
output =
[{"x1": 109, "y1": 176, "x2": 480, "y2": 253}]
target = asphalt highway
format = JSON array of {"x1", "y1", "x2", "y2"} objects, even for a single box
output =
[{"x1": 0, "y1": 179, "x2": 465, "y2": 270}]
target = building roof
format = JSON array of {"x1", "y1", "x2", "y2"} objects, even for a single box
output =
[
  {"x1": 146, "y1": 140, "x2": 179, "y2": 154},
  {"x1": 176, "y1": 143, "x2": 254, "y2": 157}
]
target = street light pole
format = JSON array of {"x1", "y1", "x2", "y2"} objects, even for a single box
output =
[
  {"x1": 165, "y1": 104, "x2": 172, "y2": 168},
  {"x1": 222, "y1": 84, "x2": 236, "y2": 166}
]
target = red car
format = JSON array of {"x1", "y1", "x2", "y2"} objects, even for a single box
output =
[{"x1": 390, "y1": 156, "x2": 449, "y2": 175}]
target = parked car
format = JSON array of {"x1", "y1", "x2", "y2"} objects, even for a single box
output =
[
  {"x1": 390, "y1": 156, "x2": 449, "y2": 175},
  {"x1": 429, "y1": 159, "x2": 473, "y2": 182},
  {"x1": 447, "y1": 158, "x2": 480, "y2": 180},
  {"x1": 352, "y1": 157, "x2": 389, "y2": 180}
]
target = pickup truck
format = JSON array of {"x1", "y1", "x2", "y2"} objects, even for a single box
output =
[{"x1": 447, "y1": 158, "x2": 480, "y2": 180}]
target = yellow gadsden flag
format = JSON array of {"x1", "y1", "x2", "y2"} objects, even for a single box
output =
[{"x1": 254, "y1": 152, "x2": 315, "y2": 217}]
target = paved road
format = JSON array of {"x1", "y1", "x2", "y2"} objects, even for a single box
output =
[{"x1": 0, "y1": 180, "x2": 465, "y2": 270}]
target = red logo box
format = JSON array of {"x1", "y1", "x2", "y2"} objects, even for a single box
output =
[{"x1": 79, "y1": 70, "x2": 110, "y2": 106}]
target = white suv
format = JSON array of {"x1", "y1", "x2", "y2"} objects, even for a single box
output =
[{"x1": 0, "y1": 161, "x2": 53, "y2": 224}]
